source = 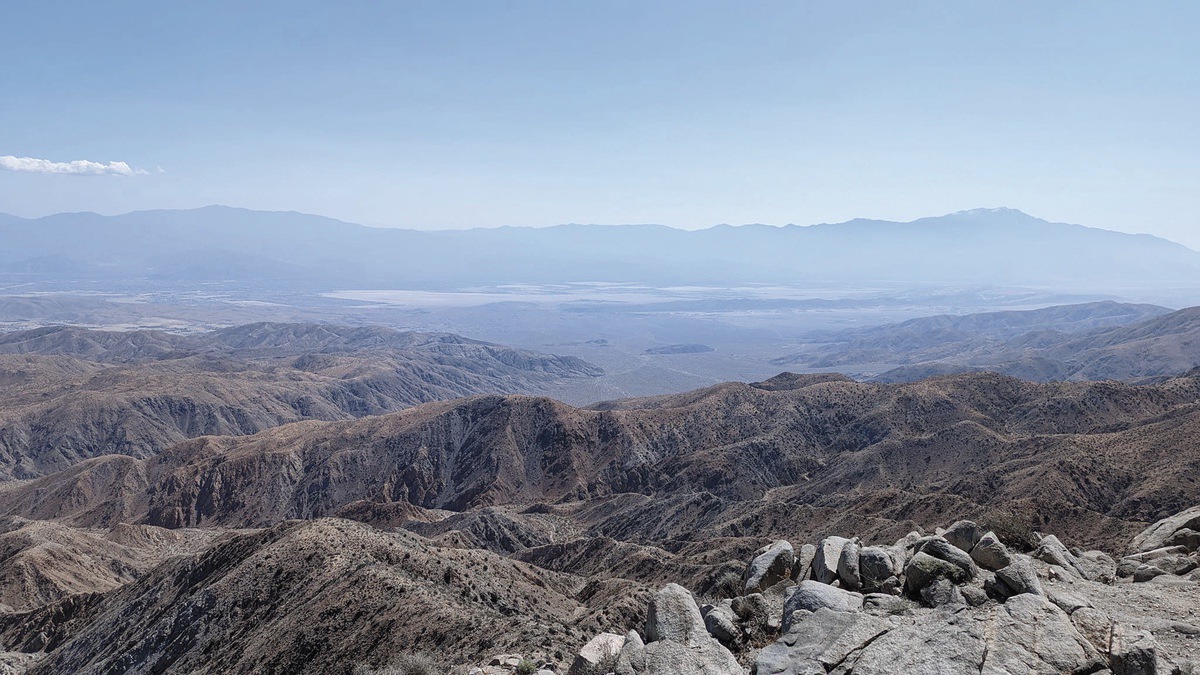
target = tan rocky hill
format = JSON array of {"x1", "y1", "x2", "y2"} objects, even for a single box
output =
[
  {"x1": 774, "y1": 302, "x2": 1200, "y2": 383},
  {"x1": 0, "y1": 324, "x2": 601, "y2": 479},
  {"x1": 5, "y1": 371, "x2": 1200, "y2": 554},
  {"x1": 0, "y1": 518, "x2": 650, "y2": 675},
  {"x1": 0, "y1": 366, "x2": 1197, "y2": 672}
]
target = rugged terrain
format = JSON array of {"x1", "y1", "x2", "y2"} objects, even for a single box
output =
[
  {"x1": 777, "y1": 302, "x2": 1200, "y2": 382},
  {"x1": 0, "y1": 335, "x2": 1198, "y2": 671},
  {"x1": 5, "y1": 370, "x2": 1198, "y2": 548},
  {"x1": 567, "y1": 509, "x2": 1200, "y2": 674},
  {"x1": 0, "y1": 323, "x2": 601, "y2": 479}
]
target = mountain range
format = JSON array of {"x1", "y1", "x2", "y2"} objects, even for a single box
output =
[
  {"x1": 0, "y1": 314, "x2": 1198, "y2": 670},
  {"x1": 2, "y1": 367, "x2": 1200, "y2": 670},
  {"x1": 2, "y1": 206, "x2": 1198, "y2": 290},
  {"x1": 0, "y1": 323, "x2": 601, "y2": 479},
  {"x1": 777, "y1": 301, "x2": 1200, "y2": 382}
]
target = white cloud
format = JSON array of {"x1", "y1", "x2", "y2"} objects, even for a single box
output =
[{"x1": 0, "y1": 155, "x2": 149, "y2": 176}]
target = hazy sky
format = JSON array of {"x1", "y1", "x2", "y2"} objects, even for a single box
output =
[{"x1": 2, "y1": 1, "x2": 1198, "y2": 244}]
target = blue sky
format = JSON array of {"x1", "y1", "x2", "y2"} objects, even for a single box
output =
[{"x1": 2, "y1": 1, "x2": 1198, "y2": 244}]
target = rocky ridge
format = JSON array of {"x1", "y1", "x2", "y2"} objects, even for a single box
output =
[
  {"x1": 564, "y1": 505, "x2": 1200, "y2": 675},
  {"x1": 0, "y1": 323, "x2": 602, "y2": 479}
]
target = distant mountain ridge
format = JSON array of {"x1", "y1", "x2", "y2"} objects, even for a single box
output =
[
  {"x1": 0, "y1": 323, "x2": 602, "y2": 479},
  {"x1": 8, "y1": 369, "x2": 1200, "y2": 554},
  {"x1": 776, "y1": 301, "x2": 1200, "y2": 382},
  {"x1": 2, "y1": 206, "x2": 1197, "y2": 290}
]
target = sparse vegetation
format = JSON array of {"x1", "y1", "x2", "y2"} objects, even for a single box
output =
[
  {"x1": 695, "y1": 565, "x2": 744, "y2": 600},
  {"x1": 515, "y1": 657, "x2": 539, "y2": 674},
  {"x1": 980, "y1": 512, "x2": 1041, "y2": 553},
  {"x1": 594, "y1": 646, "x2": 621, "y2": 674},
  {"x1": 354, "y1": 652, "x2": 443, "y2": 675}
]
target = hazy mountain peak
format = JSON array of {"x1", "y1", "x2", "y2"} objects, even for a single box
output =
[{"x1": 949, "y1": 206, "x2": 1034, "y2": 218}]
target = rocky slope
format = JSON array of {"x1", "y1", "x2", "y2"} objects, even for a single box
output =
[
  {"x1": 0, "y1": 517, "x2": 225, "y2": 612},
  {"x1": 774, "y1": 301, "x2": 1200, "y2": 383},
  {"x1": 2, "y1": 505, "x2": 1192, "y2": 674},
  {"x1": 567, "y1": 508, "x2": 1200, "y2": 675},
  {"x1": 0, "y1": 518, "x2": 650, "y2": 675},
  {"x1": 0, "y1": 366, "x2": 1195, "y2": 672},
  {"x1": 0, "y1": 324, "x2": 601, "y2": 479},
  {"x1": 6, "y1": 371, "x2": 1198, "y2": 553}
]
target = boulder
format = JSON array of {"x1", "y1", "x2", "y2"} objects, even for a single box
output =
[
  {"x1": 921, "y1": 536, "x2": 979, "y2": 580},
  {"x1": 811, "y1": 536, "x2": 851, "y2": 585},
  {"x1": 960, "y1": 584, "x2": 988, "y2": 607},
  {"x1": 969, "y1": 531, "x2": 1013, "y2": 571},
  {"x1": 1110, "y1": 628, "x2": 1160, "y2": 675},
  {"x1": 645, "y1": 583, "x2": 707, "y2": 646},
  {"x1": 1071, "y1": 607, "x2": 1113, "y2": 654},
  {"x1": 614, "y1": 630, "x2": 645, "y2": 675},
  {"x1": 834, "y1": 608, "x2": 987, "y2": 673},
  {"x1": 836, "y1": 541, "x2": 862, "y2": 591},
  {"x1": 1045, "y1": 587, "x2": 1090, "y2": 615},
  {"x1": 702, "y1": 603, "x2": 740, "y2": 647},
  {"x1": 760, "y1": 592, "x2": 1108, "y2": 674},
  {"x1": 1164, "y1": 527, "x2": 1200, "y2": 552},
  {"x1": 792, "y1": 543, "x2": 816, "y2": 582},
  {"x1": 980, "y1": 593, "x2": 1105, "y2": 673},
  {"x1": 1155, "y1": 554, "x2": 1199, "y2": 576},
  {"x1": 638, "y1": 638, "x2": 742, "y2": 675},
  {"x1": 904, "y1": 551, "x2": 970, "y2": 597},
  {"x1": 1132, "y1": 564, "x2": 1166, "y2": 583},
  {"x1": 570, "y1": 633, "x2": 626, "y2": 675},
  {"x1": 1117, "y1": 557, "x2": 1140, "y2": 579},
  {"x1": 1132, "y1": 504, "x2": 1200, "y2": 553},
  {"x1": 631, "y1": 587, "x2": 742, "y2": 675},
  {"x1": 745, "y1": 540, "x2": 796, "y2": 593},
  {"x1": 861, "y1": 593, "x2": 911, "y2": 614},
  {"x1": 919, "y1": 578, "x2": 965, "y2": 608},
  {"x1": 1125, "y1": 545, "x2": 1190, "y2": 563},
  {"x1": 858, "y1": 546, "x2": 900, "y2": 593},
  {"x1": 781, "y1": 581, "x2": 864, "y2": 631},
  {"x1": 755, "y1": 608, "x2": 892, "y2": 675},
  {"x1": 942, "y1": 520, "x2": 984, "y2": 553},
  {"x1": 1033, "y1": 534, "x2": 1083, "y2": 579},
  {"x1": 1073, "y1": 549, "x2": 1117, "y2": 584},
  {"x1": 994, "y1": 556, "x2": 1044, "y2": 597}
]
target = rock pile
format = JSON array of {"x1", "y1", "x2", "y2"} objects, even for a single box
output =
[
  {"x1": 470, "y1": 653, "x2": 557, "y2": 675},
  {"x1": 568, "y1": 508, "x2": 1200, "y2": 674},
  {"x1": 568, "y1": 583, "x2": 743, "y2": 675},
  {"x1": 1121, "y1": 506, "x2": 1200, "y2": 584}
]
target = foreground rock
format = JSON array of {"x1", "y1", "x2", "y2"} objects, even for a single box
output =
[
  {"x1": 1120, "y1": 507, "x2": 1200, "y2": 585},
  {"x1": 614, "y1": 584, "x2": 742, "y2": 674},
  {"x1": 743, "y1": 541, "x2": 795, "y2": 594},
  {"x1": 568, "y1": 510, "x2": 1200, "y2": 675},
  {"x1": 1132, "y1": 505, "x2": 1200, "y2": 553}
]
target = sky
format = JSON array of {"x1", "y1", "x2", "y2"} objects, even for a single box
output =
[{"x1": 2, "y1": 1, "x2": 1198, "y2": 245}]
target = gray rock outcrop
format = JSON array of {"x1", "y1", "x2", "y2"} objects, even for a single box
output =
[
  {"x1": 744, "y1": 540, "x2": 795, "y2": 593},
  {"x1": 782, "y1": 581, "x2": 864, "y2": 630},
  {"x1": 969, "y1": 530, "x2": 1013, "y2": 571},
  {"x1": 811, "y1": 536, "x2": 851, "y2": 585},
  {"x1": 1132, "y1": 505, "x2": 1200, "y2": 553}
]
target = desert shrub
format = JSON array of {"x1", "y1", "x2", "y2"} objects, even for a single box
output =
[
  {"x1": 979, "y1": 511, "x2": 1040, "y2": 553},
  {"x1": 354, "y1": 652, "x2": 443, "y2": 675},
  {"x1": 694, "y1": 562, "x2": 745, "y2": 599},
  {"x1": 515, "y1": 657, "x2": 539, "y2": 674},
  {"x1": 594, "y1": 646, "x2": 621, "y2": 674}
]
